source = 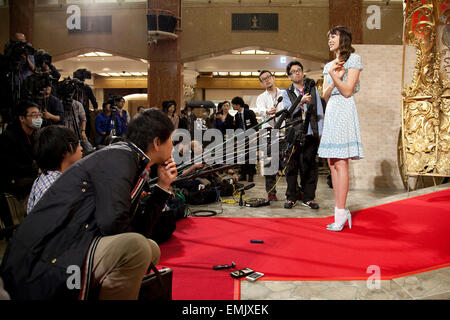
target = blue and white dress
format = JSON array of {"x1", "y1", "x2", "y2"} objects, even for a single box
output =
[{"x1": 318, "y1": 53, "x2": 364, "y2": 160}]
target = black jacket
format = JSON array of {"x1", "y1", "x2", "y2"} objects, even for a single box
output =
[
  {"x1": 0, "y1": 121, "x2": 38, "y2": 196},
  {"x1": 221, "y1": 113, "x2": 235, "y2": 134},
  {"x1": 285, "y1": 78, "x2": 320, "y2": 139},
  {"x1": 234, "y1": 109, "x2": 258, "y2": 130},
  {"x1": 0, "y1": 142, "x2": 171, "y2": 300}
]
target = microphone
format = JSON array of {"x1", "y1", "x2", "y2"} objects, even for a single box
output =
[
  {"x1": 274, "y1": 109, "x2": 287, "y2": 117},
  {"x1": 236, "y1": 183, "x2": 255, "y2": 193},
  {"x1": 275, "y1": 96, "x2": 283, "y2": 106},
  {"x1": 238, "y1": 183, "x2": 255, "y2": 206}
]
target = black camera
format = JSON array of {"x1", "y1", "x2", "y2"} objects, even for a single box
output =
[
  {"x1": 55, "y1": 77, "x2": 84, "y2": 110},
  {"x1": 34, "y1": 49, "x2": 52, "y2": 68},
  {"x1": 3, "y1": 40, "x2": 36, "y2": 69},
  {"x1": 73, "y1": 68, "x2": 91, "y2": 81},
  {"x1": 22, "y1": 72, "x2": 52, "y2": 102},
  {"x1": 106, "y1": 95, "x2": 123, "y2": 108}
]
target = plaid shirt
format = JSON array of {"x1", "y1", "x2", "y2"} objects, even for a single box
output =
[{"x1": 27, "y1": 171, "x2": 62, "y2": 214}]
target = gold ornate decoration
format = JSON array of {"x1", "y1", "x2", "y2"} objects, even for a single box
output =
[{"x1": 401, "y1": 0, "x2": 450, "y2": 181}]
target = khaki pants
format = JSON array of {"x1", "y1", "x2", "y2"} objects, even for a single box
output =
[{"x1": 90, "y1": 232, "x2": 160, "y2": 300}]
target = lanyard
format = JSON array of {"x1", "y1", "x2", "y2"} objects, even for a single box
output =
[
  {"x1": 271, "y1": 88, "x2": 278, "y2": 107},
  {"x1": 296, "y1": 86, "x2": 306, "y2": 120}
]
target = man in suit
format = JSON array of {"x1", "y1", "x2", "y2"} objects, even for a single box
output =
[{"x1": 231, "y1": 96, "x2": 258, "y2": 182}]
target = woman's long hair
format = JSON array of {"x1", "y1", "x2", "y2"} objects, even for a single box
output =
[{"x1": 328, "y1": 26, "x2": 355, "y2": 62}]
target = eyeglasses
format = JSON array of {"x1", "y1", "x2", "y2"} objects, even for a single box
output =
[
  {"x1": 260, "y1": 74, "x2": 273, "y2": 82},
  {"x1": 26, "y1": 112, "x2": 43, "y2": 118},
  {"x1": 289, "y1": 69, "x2": 303, "y2": 75}
]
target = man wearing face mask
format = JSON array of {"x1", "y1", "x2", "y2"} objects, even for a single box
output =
[{"x1": 0, "y1": 101, "x2": 41, "y2": 238}]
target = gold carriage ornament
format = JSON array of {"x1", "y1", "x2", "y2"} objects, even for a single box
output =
[
  {"x1": 400, "y1": 0, "x2": 450, "y2": 191},
  {"x1": 147, "y1": 9, "x2": 180, "y2": 45}
]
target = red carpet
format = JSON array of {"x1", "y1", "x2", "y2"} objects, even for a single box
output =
[{"x1": 158, "y1": 189, "x2": 450, "y2": 300}]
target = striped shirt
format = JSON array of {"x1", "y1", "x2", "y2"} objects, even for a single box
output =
[{"x1": 27, "y1": 171, "x2": 62, "y2": 214}]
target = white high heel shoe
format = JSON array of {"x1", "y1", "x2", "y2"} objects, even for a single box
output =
[{"x1": 327, "y1": 209, "x2": 352, "y2": 231}]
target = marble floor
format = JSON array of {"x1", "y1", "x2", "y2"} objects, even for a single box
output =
[{"x1": 1, "y1": 174, "x2": 449, "y2": 300}]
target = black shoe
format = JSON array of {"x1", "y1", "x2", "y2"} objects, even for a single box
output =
[
  {"x1": 248, "y1": 174, "x2": 254, "y2": 182},
  {"x1": 302, "y1": 200, "x2": 319, "y2": 210},
  {"x1": 284, "y1": 200, "x2": 296, "y2": 209}
]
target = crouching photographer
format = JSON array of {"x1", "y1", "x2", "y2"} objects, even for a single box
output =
[{"x1": 0, "y1": 108, "x2": 177, "y2": 300}]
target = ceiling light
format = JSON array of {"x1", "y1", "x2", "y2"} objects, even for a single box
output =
[
  {"x1": 108, "y1": 73, "x2": 121, "y2": 77},
  {"x1": 241, "y1": 50, "x2": 256, "y2": 55},
  {"x1": 229, "y1": 72, "x2": 240, "y2": 76},
  {"x1": 218, "y1": 72, "x2": 228, "y2": 76},
  {"x1": 274, "y1": 72, "x2": 286, "y2": 76},
  {"x1": 98, "y1": 73, "x2": 110, "y2": 77},
  {"x1": 251, "y1": 72, "x2": 260, "y2": 76},
  {"x1": 240, "y1": 72, "x2": 252, "y2": 76},
  {"x1": 95, "y1": 52, "x2": 112, "y2": 57}
]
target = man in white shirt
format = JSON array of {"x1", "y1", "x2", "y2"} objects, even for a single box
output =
[{"x1": 256, "y1": 70, "x2": 284, "y2": 201}]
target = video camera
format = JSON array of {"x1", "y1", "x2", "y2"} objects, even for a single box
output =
[
  {"x1": 73, "y1": 68, "x2": 91, "y2": 81},
  {"x1": 21, "y1": 72, "x2": 52, "y2": 103},
  {"x1": 3, "y1": 40, "x2": 36, "y2": 68},
  {"x1": 106, "y1": 95, "x2": 124, "y2": 109},
  {"x1": 55, "y1": 77, "x2": 84, "y2": 110},
  {"x1": 34, "y1": 49, "x2": 52, "y2": 69}
]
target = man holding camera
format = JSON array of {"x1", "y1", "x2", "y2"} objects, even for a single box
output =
[
  {"x1": 281, "y1": 61, "x2": 324, "y2": 210},
  {"x1": 42, "y1": 85, "x2": 64, "y2": 127}
]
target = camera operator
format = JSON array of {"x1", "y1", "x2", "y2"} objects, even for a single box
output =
[
  {"x1": 34, "y1": 49, "x2": 60, "y2": 86},
  {"x1": 94, "y1": 101, "x2": 123, "y2": 146},
  {"x1": 281, "y1": 61, "x2": 324, "y2": 210},
  {"x1": 1, "y1": 33, "x2": 36, "y2": 120},
  {"x1": 11, "y1": 33, "x2": 35, "y2": 82},
  {"x1": 1, "y1": 108, "x2": 177, "y2": 300},
  {"x1": 0, "y1": 101, "x2": 41, "y2": 238},
  {"x1": 73, "y1": 69, "x2": 98, "y2": 141},
  {"x1": 41, "y1": 85, "x2": 64, "y2": 126}
]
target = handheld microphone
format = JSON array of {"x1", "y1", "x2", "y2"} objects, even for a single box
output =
[
  {"x1": 275, "y1": 96, "x2": 283, "y2": 106},
  {"x1": 241, "y1": 183, "x2": 255, "y2": 191}
]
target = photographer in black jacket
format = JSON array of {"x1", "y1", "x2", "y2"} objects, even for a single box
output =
[
  {"x1": 0, "y1": 101, "x2": 41, "y2": 238},
  {"x1": 1, "y1": 108, "x2": 177, "y2": 300}
]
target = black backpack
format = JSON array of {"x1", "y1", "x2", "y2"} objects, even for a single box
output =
[
  {"x1": 180, "y1": 184, "x2": 218, "y2": 205},
  {"x1": 140, "y1": 194, "x2": 186, "y2": 244}
]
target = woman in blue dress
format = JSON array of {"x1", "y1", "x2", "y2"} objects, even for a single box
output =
[{"x1": 318, "y1": 26, "x2": 364, "y2": 232}]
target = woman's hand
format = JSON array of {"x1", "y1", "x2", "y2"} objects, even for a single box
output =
[
  {"x1": 329, "y1": 60, "x2": 345, "y2": 80},
  {"x1": 157, "y1": 157, "x2": 177, "y2": 191}
]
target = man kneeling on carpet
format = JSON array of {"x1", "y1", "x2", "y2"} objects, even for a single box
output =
[{"x1": 0, "y1": 108, "x2": 177, "y2": 300}]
